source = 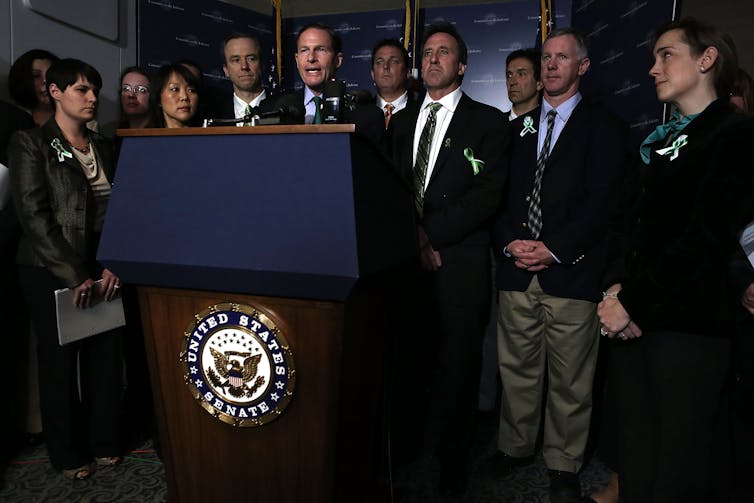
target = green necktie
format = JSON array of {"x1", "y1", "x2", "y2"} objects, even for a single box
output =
[
  {"x1": 243, "y1": 104, "x2": 252, "y2": 126},
  {"x1": 412, "y1": 102, "x2": 442, "y2": 217},
  {"x1": 313, "y1": 96, "x2": 323, "y2": 124}
]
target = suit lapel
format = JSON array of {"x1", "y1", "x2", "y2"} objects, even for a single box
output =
[
  {"x1": 42, "y1": 119, "x2": 84, "y2": 174},
  {"x1": 517, "y1": 107, "x2": 541, "y2": 164},
  {"x1": 545, "y1": 100, "x2": 587, "y2": 167}
]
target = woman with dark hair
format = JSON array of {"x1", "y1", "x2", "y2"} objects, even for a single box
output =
[
  {"x1": 597, "y1": 18, "x2": 754, "y2": 503},
  {"x1": 730, "y1": 67, "x2": 754, "y2": 114},
  {"x1": 8, "y1": 58, "x2": 123, "y2": 480},
  {"x1": 8, "y1": 49, "x2": 60, "y2": 127},
  {"x1": 150, "y1": 63, "x2": 200, "y2": 128},
  {"x1": 117, "y1": 66, "x2": 153, "y2": 129}
]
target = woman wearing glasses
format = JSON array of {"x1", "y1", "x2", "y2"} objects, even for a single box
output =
[
  {"x1": 118, "y1": 67, "x2": 153, "y2": 129},
  {"x1": 102, "y1": 67, "x2": 154, "y2": 140}
]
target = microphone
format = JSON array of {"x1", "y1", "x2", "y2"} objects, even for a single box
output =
[
  {"x1": 203, "y1": 105, "x2": 301, "y2": 127},
  {"x1": 322, "y1": 79, "x2": 346, "y2": 124}
]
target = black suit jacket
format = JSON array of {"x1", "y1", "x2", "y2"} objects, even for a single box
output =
[
  {"x1": 493, "y1": 98, "x2": 629, "y2": 302},
  {"x1": 266, "y1": 89, "x2": 385, "y2": 144},
  {"x1": 389, "y1": 92, "x2": 509, "y2": 305}
]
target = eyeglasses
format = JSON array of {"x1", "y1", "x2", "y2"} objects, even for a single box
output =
[{"x1": 121, "y1": 84, "x2": 150, "y2": 95}]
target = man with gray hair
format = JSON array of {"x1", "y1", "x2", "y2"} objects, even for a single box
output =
[{"x1": 490, "y1": 28, "x2": 629, "y2": 502}]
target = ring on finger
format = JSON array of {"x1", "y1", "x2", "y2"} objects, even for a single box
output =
[{"x1": 599, "y1": 327, "x2": 609, "y2": 336}]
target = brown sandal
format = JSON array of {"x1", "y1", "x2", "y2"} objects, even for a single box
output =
[
  {"x1": 62, "y1": 464, "x2": 93, "y2": 480},
  {"x1": 95, "y1": 456, "x2": 122, "y2": 467}
]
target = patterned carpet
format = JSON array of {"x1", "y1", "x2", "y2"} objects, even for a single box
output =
[
  {"x1": 0, "y1": 415, "x2": 611, "y2": 502},
  {"x1": 0, "y1": 440, "x2": 167, "y2": 503}
]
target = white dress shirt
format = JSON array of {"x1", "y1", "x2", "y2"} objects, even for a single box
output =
[
  {"x1": 233, "y1": 90, "x2": 267, "y2": 126},
  {"x1": 412, "y1": 86, "x2": 463, "y2": 190},
  {"x1": 377, "y1": 91, "x2": 408, "y2": 114}
]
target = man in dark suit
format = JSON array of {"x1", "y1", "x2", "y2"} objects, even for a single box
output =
[
  {"x1": 490, "y1": 28, "x2": 628, "y2": 502},
  {"x1": 208, "y1": 32, "x2": 267, "y2": 123},
  {"x1": 269, "y1": 22, "x2": 384, "y2": 142},
  {"x1": 505, "y1": 48, "x2": 543, "y2": 120},
  {"x1": 387, "y1": 22, "x2": 509, "y2": 496},
  {"x1": 370, "y1": 38, "x2": 417, "y2": 127}
]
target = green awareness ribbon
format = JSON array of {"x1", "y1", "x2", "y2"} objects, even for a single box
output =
[
  {"x1": 50, "y1": 138, "x2": 73, "y2": 162},
  {"x1": 520, "y1": 115, "x2": 537, "y2": 137},
  {"x1": 655, "y1": 134, "x2": 688, "y2": 161},
  {"x1": 463, "y1": 147, "x2": 485, "y2": 175}
]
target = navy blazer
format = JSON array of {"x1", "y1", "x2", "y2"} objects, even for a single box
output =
[
  {"x1": 493, "y1": 98, "x2": 629, "y2": 302},
  {"x1": 389, "y1": 92, "x2": 509, "y2": 305}
]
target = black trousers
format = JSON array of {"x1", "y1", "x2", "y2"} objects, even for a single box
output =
[
  {"x1": 18, "y1": 266, "x2": 122, "y2": 470},
  {"x1": 607, "y1": 331, "x2": 730, "y2": 503},
  {"x1": 389, "y1": 267, "x2": 488, "y2": 476}
]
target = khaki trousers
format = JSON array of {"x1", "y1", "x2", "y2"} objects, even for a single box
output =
[{"x1": 497, "y1": 276, "x2": 599, "y2": 472}]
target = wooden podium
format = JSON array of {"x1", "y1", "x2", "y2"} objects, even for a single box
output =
[{"x1": 98, "y1": 125, "x2": 415, "y2": 502}]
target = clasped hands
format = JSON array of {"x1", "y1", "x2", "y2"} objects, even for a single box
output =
[
  {"x1": 506, "y1": 239, "x2": 554, "y2": 272},
  {"x1": 72, "y1": 268, "x2": 121, "y2": 308},
  {"x1": 597, "y1": 283, "x2": 643, "y2": 340}
]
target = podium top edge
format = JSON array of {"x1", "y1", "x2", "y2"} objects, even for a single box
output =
[{"x1": 116, "y1": 124, "x2": 357, "y2": 137}]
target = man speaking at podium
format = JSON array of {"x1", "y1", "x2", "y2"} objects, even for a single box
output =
[
  {"x1": 387, "y1": 22, "x2": 509, "y2": 496},
  {"x1": 267, "y1": 22, "x2": 384, "y2": 142}
]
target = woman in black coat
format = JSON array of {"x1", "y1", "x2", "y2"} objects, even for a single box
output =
[{"x1": 597, "y1": 18, "x2": 754, "y2": 503}]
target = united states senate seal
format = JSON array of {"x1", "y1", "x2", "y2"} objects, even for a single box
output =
[{"x1": 181, "y1": 302, "x2": 296, "y2": 427}]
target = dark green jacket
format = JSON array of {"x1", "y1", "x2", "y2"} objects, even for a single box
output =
[{"x1": 8, "y1": 118, "x2": 115, "y2": 287}]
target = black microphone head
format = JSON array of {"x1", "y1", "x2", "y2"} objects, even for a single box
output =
[
  {"x1": 324, "y1": 79, "x2": 346, "y2": 99},
  {"x1": 280, "y1": 104, "x2": 304, "y2": 123},
  {"x1": 348, "y1": 89, "x2": 374, "y2": 105}
]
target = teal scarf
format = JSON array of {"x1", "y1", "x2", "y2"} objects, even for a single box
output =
[{"x1": 639, "y1": 111, "x2": 698, "y2": 164}]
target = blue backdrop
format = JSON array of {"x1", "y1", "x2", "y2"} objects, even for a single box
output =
[
  {"x1": 139, "y1": 0, "x2": 277, "y2": 98},
  {"x1": 572, "y1": 0, "x2": 677, "y2": 146},
  {"x1": 138, "y1": 0, "x2": 674, "y2": 136},
  {"x1": 282, "y1": 1, "x2": 571, "y2": 112}
]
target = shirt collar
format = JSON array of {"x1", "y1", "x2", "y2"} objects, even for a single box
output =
[
  {"x1": 233, "y1": 90, "x2": 266, "y2": 110},
  {"x1": 541, "y1": 91, "x2": 581, "y2": 124},
  {"x1": 419, "y1": 86, "x2": 463, "y2": 113},
  {"x1": 377, "y1": 91, "x2": 408, "y2": 110},
  {"x1": 304, "y1": 85, "x2": 321, "y2": 105}
]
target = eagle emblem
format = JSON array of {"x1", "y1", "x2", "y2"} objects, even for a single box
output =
[{"x1": 207, "y1": 348, "x2": 266, "y2": 399}]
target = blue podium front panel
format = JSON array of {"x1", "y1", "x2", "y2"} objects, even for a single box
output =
[{"x1": 98, "y1": 131, "x2": 360, "y2": 301}]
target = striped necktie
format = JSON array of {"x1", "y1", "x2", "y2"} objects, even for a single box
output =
[
  {"x1": 527, "y1": 110, "x2": 557, "y2": 239},
  {"x1": 384, "y1": 103, "x2": 395, "y2": 128},
  {"x1": 412, "y1": 102, "x2": 442, "y2": 217},
  {"x1": 243, "y1": 104, "x2": 252, "y2": 126}
]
